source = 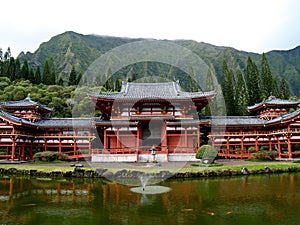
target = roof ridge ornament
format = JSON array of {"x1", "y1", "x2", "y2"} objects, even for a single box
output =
[{"x1": 25, "y1": 93, "x2": 32, "y2": 101}]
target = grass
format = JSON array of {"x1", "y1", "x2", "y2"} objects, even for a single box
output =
[{"x1": 0, "y1": 161, "x2": 299, "y2": 175}]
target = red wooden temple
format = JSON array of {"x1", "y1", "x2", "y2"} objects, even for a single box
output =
[
  {"x1": 88, "y1": 81, "x2": 216, "y2": 162},
  {"x1": 0, "y1": 83, "x2": 300, "y2": 162}
]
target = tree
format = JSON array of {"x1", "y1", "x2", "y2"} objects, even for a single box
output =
[
  {"x1": 221, "y1": 60, "x2": 236, "y2": 115},
  {"x1": 280, "y1": 77, "x2": 290, "y2": 99},
  {"x1": 28, "y1": 67, "x2": 35, "y2": 83},
  {"x1": 261, "y1": 53, "x2": 273, "y2": 99},
  {"x1": 68, "y1": 66, "x2": 77, "y2": 86},
  {"x1": 235, "y1": 70, "x2": 249, "y2": 115},
  {"x1": 34, "y1": 66, "x2": 42, "y2": 84},
  {"x1": 42, "y1": 60, "x2": 51, "y2": 84},
  {"x1": 20, "y1": 59, "x2": 29, "y2": 80},
  {"x1": 271, "y1": 77, "x2": 279, "y2": 97},
  {"x1": 246, "y1": 56, "x2": 261, "y2": 106}
]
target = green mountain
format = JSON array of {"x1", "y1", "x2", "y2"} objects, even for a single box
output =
[{"x1": 19, "y1": 31, "x2": 300, "y2": 95}]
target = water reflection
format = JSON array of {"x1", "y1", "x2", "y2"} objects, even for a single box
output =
[{"x1": 0, "y1": 174, "x2": 299, "y2": 225}]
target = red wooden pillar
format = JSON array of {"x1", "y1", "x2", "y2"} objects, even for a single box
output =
[
  {"x1": 59, "y1": 130, "x2": 62, "y2": 153},
  {"x1": 197, "y1": 125, "x2": 200, "y2": 148},
  {"x1": 277, "y1": 136, "x2": 282, "y2": 158},
  {"x1": 11, "y1": 139, "x2": 16, "y2": 162},
  {"x1": 136, "y1": 124, "x2": 140, "y2": 150},
  {"x1": 30, "y1": 140, "x2": 33, "y2": 160},
  {"x1": 21, "y1": 140, "x2": 25, "y2": 160},
  {"x1": 161, "y1": 122, "x2": 167, "y2": 152},
  {"x1": 287, "y1": 135, "x2": 292, "y2": 158},
  {"x1": 73, "y1": 130, "x2": 77, "y2": 158},
  {"x1": 241, "y1": 136, "x2": 244, "y2": 156},
  {"x1": 184, "y1": 127, "x2": 188, "y2": 150},
  {"x1": 226, "y1": 136, "x2": 230, "y2": 157},
  {"x1": 104, "y1": 128, "x2": 108, "y2": 150},
  {"x1": 116, "y1": 128, "x2": 120, "y2": 150},
  {"x1": 88, "y1": 129, "x2": 93, "y2": 155},
  {"x1": 44, "y1": 138, "x2": 47, "y2": 151},
  {"x1": 255, "y1": 136, "x2": 259, "y2": 152}
]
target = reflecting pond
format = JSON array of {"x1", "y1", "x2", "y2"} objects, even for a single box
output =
[{"x1": 0, "y1": 173, "x2": 300, "y2": 225}]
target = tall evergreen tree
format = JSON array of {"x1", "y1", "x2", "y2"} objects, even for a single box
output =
[
  {"x1": 221, "y1": 60, "x2": 236, "y2": 115},
  {"x1": 34, "y1": 66, "x2": 41, "y2": 84},
  {"x1": 280, "y1": 77, "x2": 290, "y2": 99},
  {"x1": 271, "y1": 77, "x2": 279, "y2": 98},
  {"x1": 28, "y1": 67, "x2": 35, "y2": 83},
  {"x1": 14, "y1": 58, "x2": 21, "y2": 80},
  {"x1": 42, "y1": 60, "x2": 51, "y2": 85},
  {"x1": 20, "y1": 59, "x2": 29, "y2": 80},
  {"x1": 235, "y1": 70, "x2": 249, "y2": 115},
  {"x1": 68, "y1": 66, "x2": 77, "y2": 86},
  {"x1": 261, "y1": 53, "x2": 273, "y2": 99},
  {"x1": 246, "y1": 56, "x2": 261, "y2": 105}
]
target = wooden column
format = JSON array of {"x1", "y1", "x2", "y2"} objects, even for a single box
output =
[
  {"x1": 255, "y1": 136, "x2": 259, "y2": 152},
  {"x1": 104, "y1": 129, "x2": 108, "y2": 150},
  {"x1": 136, "y1": 124, "x2": 140, "y2": 150},
  {"x1": 30, "y1": 140, "x2": 33, "y2": 160},
  {"x1": 197, "y1": 125, "x2": 200, "y2": 148},
  {"x1": 226, "y1": 136, "x2": 230, "y2": 157},
  {"x1": 287, "y1": 135, "x2": 292, "y2": 158},
  {"x1": 116, "y1": 128, "x2": 120, "y2": 149},
  {"x1": 241, "y1": 136, "x2": 244, "y2": 156},
  {"x1": 21, "y1": 140, "x2": 25, "y2": 160},
  {"x1": 59, "y1": 130, "x2": 62, "y2": 153},
  {"x1": 184, "y1": 127, "x2": 188, "y2": 150},
  {"x1": 11, "y1": 139, "x2": 16, "y2": 162},
  {"x1": 277, "y1": 136, "x2": 282, "y2": 158},
  {"x1": 161, "y1": 122, "x2": 167, "y2": 152}
]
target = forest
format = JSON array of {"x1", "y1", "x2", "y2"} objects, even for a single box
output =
[{"x1": 0, "y1": 47, "x2": 292, "y2": 118}]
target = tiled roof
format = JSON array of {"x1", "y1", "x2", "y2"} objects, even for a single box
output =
[
  {"x1": 0, "y1": 110, "x2": 36, "y2": 127},
  {"x1": 247, "y1": 95, "x2": 299, "y2": 111},
  {"x1": 208, "y1": 116, "x2": 266, "y2": 126},
  {"x1": 266, "y1": 109, "x2": 300, "y2": 124},
  {"x1": 0, "y1": 95, "x2": 53, "y2": 113},
  {"x1": 88, "y1": 81, "x2": 216, "y2": 100},
  {"x1": 35, "y1": 118, "x2": 93, "y2": 128}
]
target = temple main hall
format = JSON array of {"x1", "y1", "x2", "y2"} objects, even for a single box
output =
[{"x1": 0, "y1": 81, "x2": 300, "y2": 162}]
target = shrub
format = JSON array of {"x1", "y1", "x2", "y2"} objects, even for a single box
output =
[
  {"x1": 196, "y1": 145, "x2": 218, "y2": 164},
  {"x1": 248, "y1": 146, "x2": 256, "y2": 151},
  {"x1": 33, "y1": 151, "x2": 68, "y2": 162},
  {"x1": 252, "y1": 150, "x2": 277, "y2": 160}
]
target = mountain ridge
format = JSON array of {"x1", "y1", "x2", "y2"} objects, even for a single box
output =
[{"x1": 18, "y1": 31, "x2": 300, "y2": 95}]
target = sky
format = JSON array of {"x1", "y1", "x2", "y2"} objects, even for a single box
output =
[{"x1": 1, "y1": 0, "x2": 300, "y2": 57}]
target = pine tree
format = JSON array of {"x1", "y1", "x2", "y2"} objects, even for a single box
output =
[
  {"x1": 42, "y1": 60, "x2": 51, "y2": 84},
  {"x1": 246, "y1": 56, "x2": 261, "y2": 105},
  {"x1": 8, "y1": 57, "x2": 16, "y2": 81},
  {"x1": 261, "y1": 53, "x2": 273, "y2": 99},
  {"x1": 14, "y1": 58, "x2": 21, "y2": 80},
  {"x1": 34, "y1": 66, "x2": 41, "y2": 84},
  {"x1": 280, "y1": 77, "x2": 290, "y2": 99},
  {"x1": 235, "y1": 70, "x2": 249, "y2": 115},
  {"x1": 28, "y1": 67, "x2": 35, "y2": 83},
  {"x1": 271, "y1": 77, "x2": 279, "y2": 97},
  {"x1": 20, "y1": 59, "x2": 29, "y2": 80},
  {"x1": 68, "y1": 66, "x2": 77, "y2": 86},
  {"x1": 221, "y1": 60, "x2": 236, "y2": 115}
]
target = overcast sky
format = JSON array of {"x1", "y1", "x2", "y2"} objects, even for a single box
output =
[{"x1": 1, "y1": 0, "x2": 300, "y2": 56}]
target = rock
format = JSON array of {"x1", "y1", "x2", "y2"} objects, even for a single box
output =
[
  {"x1": 102, "y1": 170, "x2": 114, "y2": 178},
  {"x1": 241, "y1": 167, "x2": 249, "y2": 175}
]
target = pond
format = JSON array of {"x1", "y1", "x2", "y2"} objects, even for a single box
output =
[{"x1": 0, "y1": 173, "x2": 300, "y2": 225}]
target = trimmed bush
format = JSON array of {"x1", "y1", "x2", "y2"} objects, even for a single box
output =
[
  {"x1": 196, "y1": 145, "x2": 218, "y2": 164},
  {"x1": 33, "y1": 151, "x2": 68, "y2": 162},
  {"x1": 252, "y1": 150, "x2": 277, "y2": 160}
]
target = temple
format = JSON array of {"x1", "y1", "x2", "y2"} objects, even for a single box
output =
[{"x1": 0, "y1": 82, "x2": 300, "y2": 162}]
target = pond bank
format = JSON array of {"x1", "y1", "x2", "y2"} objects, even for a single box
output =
[{"x1": 0, "y1": 159, "x2": 300, "y2": 179}]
